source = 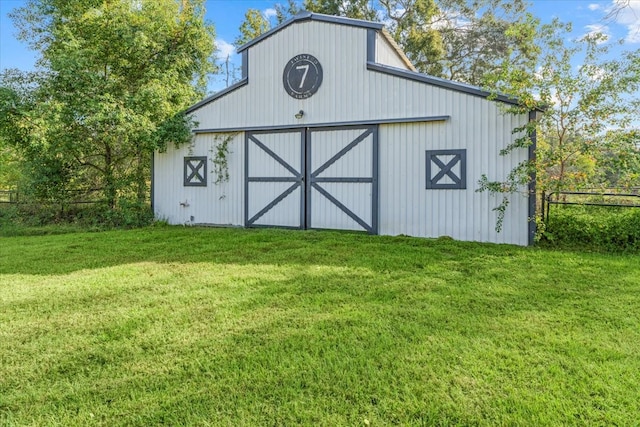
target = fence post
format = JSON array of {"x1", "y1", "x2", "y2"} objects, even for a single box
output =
[{"x1": 545, "y1": 192, "x2": 552, "y2": 225}]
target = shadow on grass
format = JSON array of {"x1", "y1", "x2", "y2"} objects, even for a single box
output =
[
  {"x1": 4, "y1": 225, "x2": 639, "y2": 319},
  {"x1": 3, "y1": 258, "x2": 637, "y2": 425},
  {"x1": 2, "y1": 227, "x2": 639, "y2": 425},
  {"x1": 0, "y1": 225, "x2": 537, "y2": 276}
]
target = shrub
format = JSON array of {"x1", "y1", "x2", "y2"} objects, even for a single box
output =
[
  {"x1": 73, "y1": 199, "x2": 155, "y2": 228},
  {"x1": 542, "y1": 205, "x2": 640, "y2": 252},
  {"x1": 0, "y1": 198, "x2": 155, "y2": 232}
]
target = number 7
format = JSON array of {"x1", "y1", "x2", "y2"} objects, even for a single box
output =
[{"x1": 296, "y1": 64, "x2": 309, "y2": 89}]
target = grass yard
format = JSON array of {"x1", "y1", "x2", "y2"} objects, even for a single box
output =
[{"x1": 1, "y1": 226, "x2": 639, "y2": 426}]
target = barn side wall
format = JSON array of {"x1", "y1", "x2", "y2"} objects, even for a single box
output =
[
  {"x1": 378, "y1": 103, "x2": 530, "y2": 245},
  {"x1": 153, "y1": 133, "x2": 245, "y2": 226}
]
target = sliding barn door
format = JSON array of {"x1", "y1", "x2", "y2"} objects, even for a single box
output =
[
  {"x1": 245, "y1": 126, "x2": 378, "y2": 234},
  {"x1": 245, "y1": 129, "x2": 304, "y2": 228}
]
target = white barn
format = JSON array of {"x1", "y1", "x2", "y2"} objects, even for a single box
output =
[{"x1": 153, "y1": 12, "x2": 536, "y2": 245}]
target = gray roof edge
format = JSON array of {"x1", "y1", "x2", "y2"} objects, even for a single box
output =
[
  {"x1": 237, "y1": 11, "x2": 384, "y2": 53},
  {"x1": 367, "y1": 62, "x2": 521, "y2": 106},
  {"x1": 185, "y1": 78, "x2": 248, "y2": 114}
]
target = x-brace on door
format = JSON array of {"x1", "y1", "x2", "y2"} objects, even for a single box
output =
[{"x1": 245, "y1": 125, "x2": 378, "y2": 234}]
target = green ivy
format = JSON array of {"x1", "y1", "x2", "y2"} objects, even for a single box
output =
[{"x1": 210, "y1": 133, "x2": 237, "y2": 185}]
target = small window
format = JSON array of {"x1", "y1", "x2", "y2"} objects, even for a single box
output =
[
  {"x1": 426, "y1": 149, "x2": 466, "y2": 189},
  {"x1": 184, "y1": 156, "x2": 207, "y2": 187}
]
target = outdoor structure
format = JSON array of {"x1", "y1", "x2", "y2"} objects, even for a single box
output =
[{"x1": 153, "y1": 12, "x2": 536, "y2": 245}]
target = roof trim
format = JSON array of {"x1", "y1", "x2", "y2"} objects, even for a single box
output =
[
  {"x1": 237, "y1": 11, "x2": 384, "y2": 53},
  {"x1": 185, "y1": 78, "x2": 248, "y2": 114},
  {"x1": 192, "y1": 116, "x2": 449, "y2": 134},
  {"x1": 367, "y1": 62, "x2": 520, "y2": 106}
]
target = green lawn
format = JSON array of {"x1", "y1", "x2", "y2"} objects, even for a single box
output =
[{"x1": 1, "y1": 226, "x2": 639, "y2": 426}]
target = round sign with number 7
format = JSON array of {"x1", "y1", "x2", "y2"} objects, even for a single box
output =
[{"x1": 283, "y1": 54, "x2": 323, "y2": 99}]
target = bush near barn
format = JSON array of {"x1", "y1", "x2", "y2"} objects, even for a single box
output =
[
  {"x1": 0, "y1": 198, "x2": 155, "y2": 234},
  {"x1": 542, "y1": 206, "x2": 640, "y2": 252}
]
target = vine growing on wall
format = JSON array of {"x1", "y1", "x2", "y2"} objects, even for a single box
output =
[
  {"x1": 210, "y1": 133, "x2": 237, "y2": 185},
  {"x1": 476, "y1": 111, "x2": 536, "y2": 233}
]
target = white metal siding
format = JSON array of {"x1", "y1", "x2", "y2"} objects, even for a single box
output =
[
  {"x1": 189, "y1": 18, "x2": 529, "y2": 129},
  {"x1": 375, "y1": 32, "x2": 410, "y2": 70},
  {"x1": 192, "y1": 22, "x2": 514, "y2": 133},
  {"x1": 156, "y1": 18, "x2": 532, "y2": 245},
  {"x1": 378, "y1": 102, "x2": 530, "y2": 245},
  {"x1": 194, "y1": 21, "x2": 370, "y2": 130},
  {"x1": 153, "y1": 132, "x2": 244, "y2": 226}
]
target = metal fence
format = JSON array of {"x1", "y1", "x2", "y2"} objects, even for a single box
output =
[
  {"x1": 0, "y1": 189, "x2": 104, "y2": 206},
  {"x1": 0, "y1": 190, "x2": 19, "y2": 204},
  {"x1": 542, "y1": 189, "x2": 640, "y2": 223}
]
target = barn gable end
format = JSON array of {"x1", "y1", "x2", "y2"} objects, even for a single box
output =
[{"x1": 154, "y1": 12, "x2": 535, "y2": 246}]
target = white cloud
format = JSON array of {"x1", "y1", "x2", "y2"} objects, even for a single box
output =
[
  {"x1": 543, "y1": 89, "x2": 564, "y2": 108},
  {"x1": 216, "y1": 39, "x2": 236, "y2": 60},
  {"x1": 429, "y1": 10, "x2": 469, "y2": 31},
  {"x1": 582, "y1": 23, "x2": 612, "y2": 43},
  {"x1": 608, "y1": 0, "x2": 640, "y2": 43},
  {"x1": 263, "y1": 8, "x2": 277, "y2": 19},
  {"x1": 588, "y1": 3, "x2": 602, "y2": 10},
  {"x1": 580, "y1": 64, "x2": 608, "y2": 81}
]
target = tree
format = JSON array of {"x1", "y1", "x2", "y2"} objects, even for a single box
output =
[
  {"x1": 275, "y1": 0, "x2": 302, "y2": 24},
  {"x1": 234, "y1": 9, "x2": 270, "y2": 47},
  {"x1": 427, "y1": 0, "x2": 541, "y2": 87},
  {"x1": 304, "y1": 0, "x2": 378, "y2": 20},
  {"x1": 533, "y1": 31, "x2": 640, "y2": 196},
  {"x1": 0, "y1": 69, "x2": 73, "y2": 201},
  {"x1": 478, "y1": 20, "x2": 640, "y2": 230},
  {"x1": 0, "y1": 82, "x2": 26, "y2": 191},
  {"x1": 598, "y1": 130, "x2": 640, "y2": 190},
  {"x1": 4, "y1": 0, "x2": 216, "y2": 210},
  {"x1": 379, "y1": 0, "x2": 444, "y2": 76},
  {"x1": 236, "y1": 0, "x2": 541, "y2": 89}
]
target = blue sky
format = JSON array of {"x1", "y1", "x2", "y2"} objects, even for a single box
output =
[{"x1": 1, "y1": 0, "x2": 639, "y2": 92}]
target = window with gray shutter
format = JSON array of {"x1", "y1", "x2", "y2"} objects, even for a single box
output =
[
  {"x1": 184, "y1": 156, "x2": 207, "y2": 187},
  {"x1": 426, "y1": 149, "x2": 466, "y2": 189}
]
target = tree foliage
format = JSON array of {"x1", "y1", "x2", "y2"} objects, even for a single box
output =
[
  {"x1": 531, "y1": 29, "x2": 639, "y2": 195},
  {"x1": 434, "y1": 0, "x2": 541, "y2": 87},
  {"x1": 275, "y1": 0, "x2": 302, "y2": 24},
  {"x1": 379, "y1": 0, "x2": 445, "y2": 76},
  {"x1": 598, "y1": 130, "x2": 640, "y2": 190},
  {"x1": 478, "y1": 19, "x2": 640, "y2": 231},
  {"x1": 1, "y1": 0, "x2": 216, "y2": 209},
  {"x1": 304, "y1": 0, "x2": 378, "y2": 20},
  {"x1": 236, "y1": 0, "x2": 541, "y2": 89},
  {"x1": 234, "y1": 9, "x2": 270, "y2": 47}
]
